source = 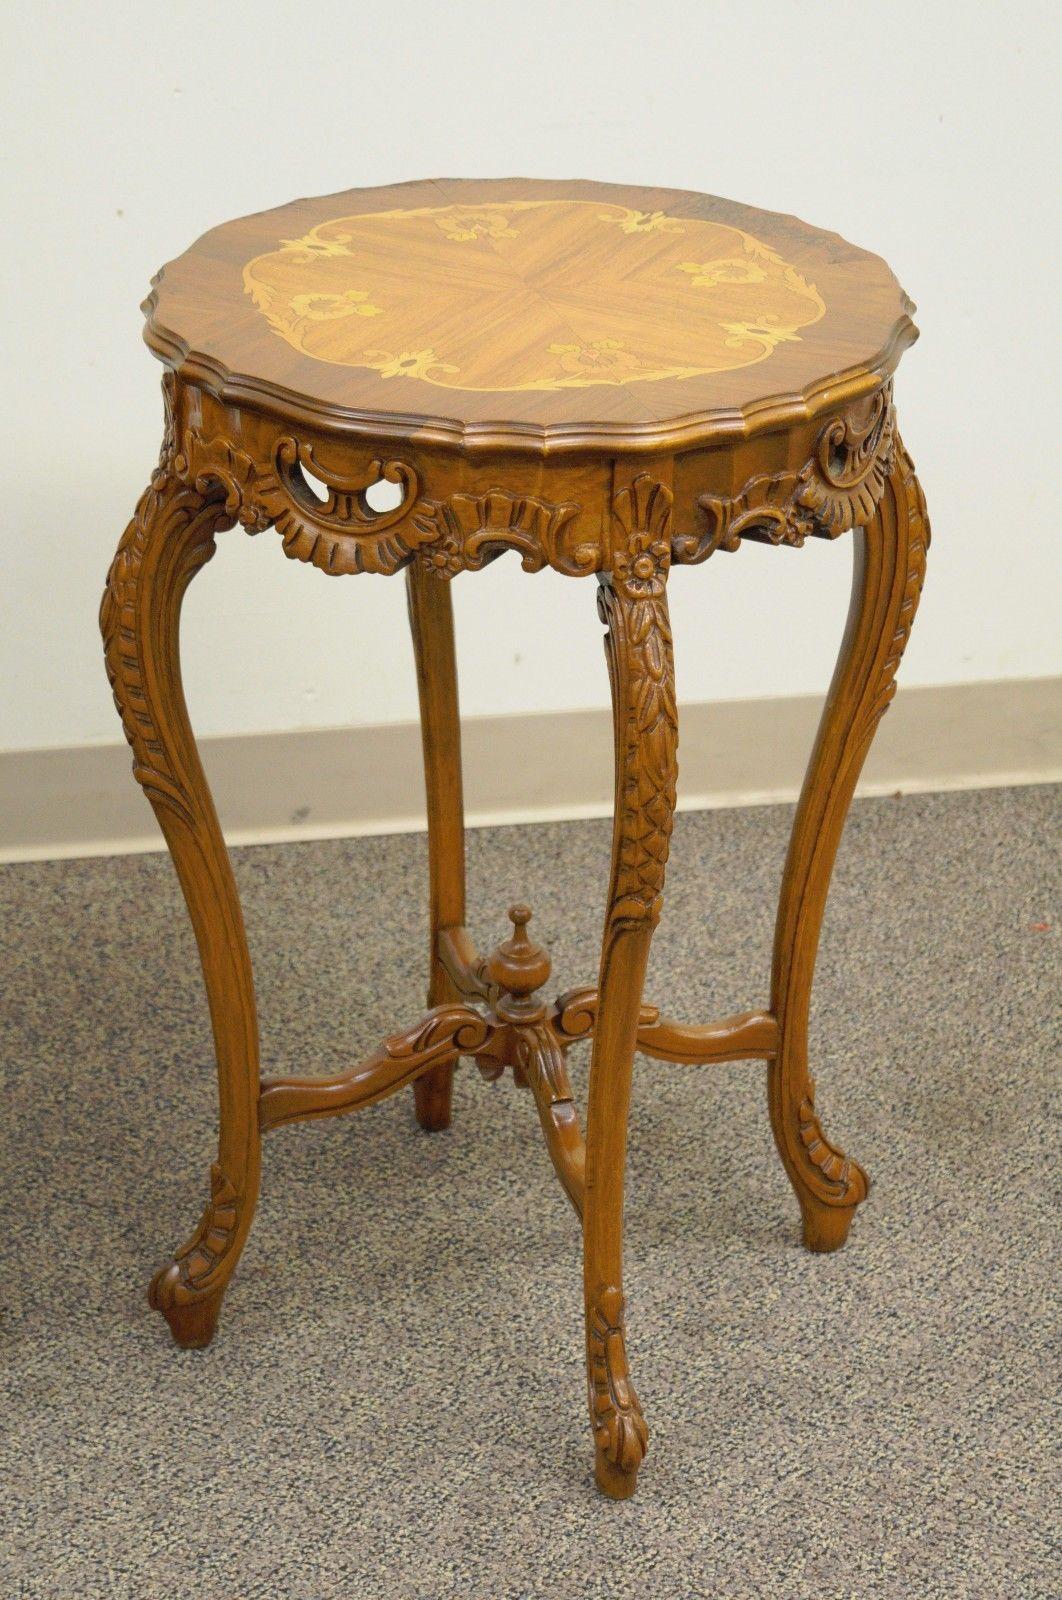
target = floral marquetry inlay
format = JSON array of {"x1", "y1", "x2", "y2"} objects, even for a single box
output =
[{"x1": 243, "y1": 200, "x2": 827, "y2": 392}]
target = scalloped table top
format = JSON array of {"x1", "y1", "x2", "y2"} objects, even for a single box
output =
[{"x1": 145, "y1": 177, "x2": 916, "y2": 454}]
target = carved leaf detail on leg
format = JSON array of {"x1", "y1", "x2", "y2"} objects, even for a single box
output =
[
  {"x1": 588, "y1": 1286, "x2": 649, "y2": 1475},
  {"x1": 148, "y1": 1162, "x2": 241, "y2": 1313},
  {"x1": 99, "y1": 465, "x2": 223, "y2": 826},
  {"x1": 598, "y1": 475, "x2": 679, "y2": 931},
  {"x1": 769, "y1": 429, "x2": 930, "y2": 1240},
  {"x1": 103, "y1": 386, "x2": 262, "y2": 1349},
  {"x1": 798, "y1": 1079, "x2": 868, "y2": 1204},
  {"x1": 852, "y1": 438, "x2": 931, "y2": 748}
]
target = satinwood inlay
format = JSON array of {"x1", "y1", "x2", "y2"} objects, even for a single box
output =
[
  {"x1": 144, "y1": 178, "x2": 916, "y2": 451},
  {"x1": 243, "y1": 200, "x2": 826, "y2": 391}
]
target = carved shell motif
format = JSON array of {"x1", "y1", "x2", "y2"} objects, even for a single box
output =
[
  {"x1": 679, "y1": 383, "x2": 897, "y2": 563},
  {"x1": 174, "y1": 423, "x2": 599, "y2": 580},
  {"x1": 177, "y1": 430, "x2": 430, "y2": 576},
  {"x1": 411, "y1": 488, "x2": 598, "y2": 578}
]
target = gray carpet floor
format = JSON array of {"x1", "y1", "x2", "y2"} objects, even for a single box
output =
[{"x1": 1, "y1": 785, "x2": 1059, "y2": 1599}]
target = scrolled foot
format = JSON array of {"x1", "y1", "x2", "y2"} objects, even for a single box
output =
[
  {"x1": 588, "y1": 1286, "x2": 649, "y2": 1499},
  {"x1": 147, "y1": 1162, "x2": 241, "y2": 1349},
  {"x1": 792, "y1": 1080, "x2": 868, "y2": 1252},
  {"x1": 595, "y1": 1443, "x2": 640, "y2": 1500},
  {"x1": 148, "y1": 1268, "x2": 224, "y2": 1348},
  {"x1": 412, "y1": 1061, "x2": 454, "y2": 1130}
]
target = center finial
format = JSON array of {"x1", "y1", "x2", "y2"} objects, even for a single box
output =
[{"x1": 486, "y1": 902, "x2": 551, "y2": 1009}]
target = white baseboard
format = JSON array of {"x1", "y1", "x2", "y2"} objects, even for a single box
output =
[{"x1": 1, "y1": 677, "x2": 1059, "y2": 863}]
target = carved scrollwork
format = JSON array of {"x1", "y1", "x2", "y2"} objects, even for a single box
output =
[
  {"x1": 258, "y1": 1003, "x2": 496, "y2": 1131},
  {"x1": 175, "y1": 420, "x2": 602, "y2": 580},
  {"x1": 797, "y1": 1079, "x2": 868, "y2": 1206},
  {"x1": 410, "y1": 488, "x2": 597, "y2": 578},
  {"x1": 587, "y1": 1286, "x2": 649, "y2": 1476},
  {"x1": 384, "y1": 1005, "x2": 493, "y2": 1060},
  {"x1": 178, "y1": 429, "x2": 429, "y2": 576},
  {"x1": 511, "y1": 1019, "x2": 572, "y2": 1106},
  {"x1": 681, "y1": 383, "x2": 897, "y2": 563},
  {"x1": 798, "y1": 383, "x2": 896, "y2": 534},
  {"x1": 148, "y1": 1162, "x2": 241, "y2": 1314},
  {"x1": 551, "y1": 986, "x2": 602, "y2": 1044}
]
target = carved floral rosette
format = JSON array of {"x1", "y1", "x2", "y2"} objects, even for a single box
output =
[
  {"x1": 410, "y1": 489, "x2": 598, "y2": 578},
  {"x1": 164, "y1": 394, "x2": 602, "y2": 581},
  {"x1": 678, "y1": 383, "x2": 897, "y2": 563},
  {"x1": 156, "y1": 374, "x2": 900, "y2": 585}
]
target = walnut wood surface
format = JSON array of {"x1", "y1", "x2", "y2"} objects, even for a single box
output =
[
  {"x1": 103, "y1": 179, "x2": 928, "y2": 1499},
  {"x1": 405, "y1": 562, "x2": 464, "y2": 1130},
  {"x1": 146, "y1": 177, "x2": 915, "y2": 454}
]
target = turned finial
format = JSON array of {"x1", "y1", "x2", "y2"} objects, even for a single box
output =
[{"x1": 486, "y1": 903, "x2": 551, "y2": 1004}]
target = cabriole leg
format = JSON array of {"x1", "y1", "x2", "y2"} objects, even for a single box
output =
[
  {"x1": 584, "y1": 541, "x2": 678, "y2": 1498},
  {"x1": 100, "y1": 448, "x2": 261, "y2": 1348},
  {"x1": 770, "y1": 439, "x2": 930, "y2": 1250},
  {"x1": 406, "y1": 562, "x2": 466, "y2": 1130}
]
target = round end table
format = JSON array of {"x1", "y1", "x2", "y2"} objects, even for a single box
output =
[{"x1": 101, "y1": 178, "x2": 929, "y2": 1498}]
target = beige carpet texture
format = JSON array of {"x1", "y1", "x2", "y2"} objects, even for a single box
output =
[{"x1": 1, "y1": 784, "x2": 1059, "y2": 1599}]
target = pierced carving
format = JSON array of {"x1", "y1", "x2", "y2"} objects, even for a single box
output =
[
  {"x1": 180, "y1": 429, "x2": 428, "y2": 576},
  {"x1": 797, "y1": 1080, "x2": 867, "y2": 1205},
  {"x1": 410, "y1": 488, "x2": 597, "y2": 578},
  {"x1": 148, "y1": 1162, "x2": 241, "y2": 1314},
  {"x1": 588, "y1": 1286, "x2": 649, "y2": 1476},
  {"x1": 681, "y1": 384, "x2": 897, "y2": 563},
  {"x1": 598, "y1": 477, "x2": 678, "y2": 929}
]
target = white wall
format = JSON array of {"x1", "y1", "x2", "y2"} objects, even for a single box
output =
[{"x1": 2, "y1": 0, "x2": 1058, "y2": 754}]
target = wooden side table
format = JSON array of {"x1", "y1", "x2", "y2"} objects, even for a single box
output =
[{"x1": 101, "y1": 179, "x2": 928, "y2": 1498}]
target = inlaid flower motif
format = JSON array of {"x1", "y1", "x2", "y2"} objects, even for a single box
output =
[
  {"x1": 548, "y1": 340, "x2": 642, "y2": 383},
  {"x1": 279, "y1": 231, "x2": 354, "y2": 259},
  {"x1": 603, "y1": 208, "x2": 684, "y2": 235},
  {"x1": 434, "y1": 208, "x2": 518, "y2": 242},
  {"x1": 290, "y1": 288, "x2": 382, "y2": 321},
  {"x1": 362, "y1": 348, "x2": 460, "y2": 380},
  {"x1": 720, "y1": 317, "x2": 802, "y2": 355},
  {"x1": 613, "y1": 529, "x2": 671, "y2": 598},
  {"x1": 677, "y1": 257, "x2": 767, "y2": 289}
]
